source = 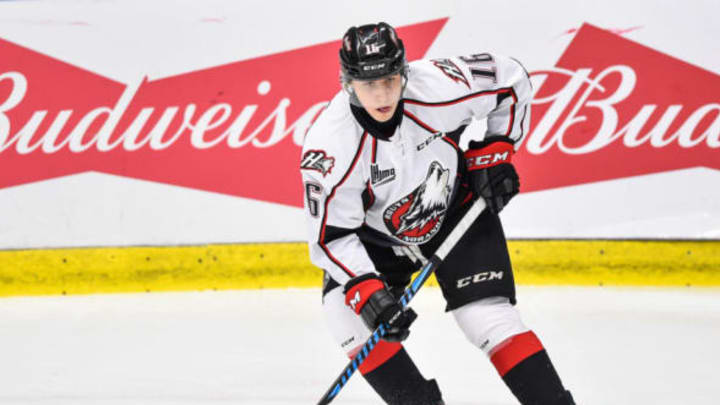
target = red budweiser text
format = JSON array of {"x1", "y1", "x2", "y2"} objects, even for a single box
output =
[
  {"x1": 0, "y1": 21, "x2": 716, "y2": 205},
  {"x1": 515, "y1": 23, "x2": 719, "y2": 192},
  {"x1": 0, "y1": 19, "x2": 447, "y2": 207}
]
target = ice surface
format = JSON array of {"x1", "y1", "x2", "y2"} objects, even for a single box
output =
[{"x1": 0, "y1": 286, "x2": 718, "y2": 404}]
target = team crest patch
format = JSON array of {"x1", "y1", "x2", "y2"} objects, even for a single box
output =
[
  {"x1": 383, "y1": 161, "x2": 451, "y2": 244},
  {"x1": 300, "y1": 150, "x2": 335, "y2": 176},
  {"x1": 430, "y1": 58, "x2": 470, "y2": 89}
]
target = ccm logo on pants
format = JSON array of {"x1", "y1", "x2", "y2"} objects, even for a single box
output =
[{"x1": 457, "y1": 271, "x2": 504, "y2": 288}]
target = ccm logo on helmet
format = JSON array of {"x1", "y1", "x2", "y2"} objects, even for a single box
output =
[
  {"x1": 363, "y1": 62, "x2": 387, "y2": 71},
  {"x1": 457, "y1": 271, "x2": 504, "y2": 288},
  {"x1": 466, "y1": 151, "x2": 510, "y2": 168}
]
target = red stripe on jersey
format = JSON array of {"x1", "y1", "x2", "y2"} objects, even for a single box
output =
[
  {"x1": 405, "y1": 87, "x2": 519, "y2": 139},
  {"x1": 403, "y1": 87, "x2": 515, "y2": 107},
  {"x1": 348, "y1": 340, "x2": 403, "y2": 375},
  {"x1": 489, "y1": 331, "x2": 544, "y2": 377},
  {"x1": 504, "y1": 90, "x2": 518, "y2": 137},
  {"x1": 402, "y1": 109, "x2": 437, "y2": 133},
  {"x1": 517, "y1": 104, "x2": 529, "y2": 143},
  {"x1": 404, "y1": 109, "x2": 462, "y2": 168},
  {"x1": 318, "y1": 132, "x2": 370, "y2": 278},
  {"x1": 364, "y1": 137, "x2": 377, "y2": 212},
  {"x1": 442, "y1": 135, "x2": 460, "y2": 151}
]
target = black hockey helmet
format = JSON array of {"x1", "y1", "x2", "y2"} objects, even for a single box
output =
[{"x1": 339, "y1": 22, "x2": 407, "y2": 82}]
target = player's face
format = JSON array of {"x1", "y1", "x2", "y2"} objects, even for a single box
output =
[{"x1": 350, "y1": 73, "x2": 403, "y2": 122}]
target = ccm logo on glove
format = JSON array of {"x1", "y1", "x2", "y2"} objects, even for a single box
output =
[
  {"x1": 465, "y1": 141, "x2": 513, "y2": 170},
  {"x1": 464, "y1": 137, "x2": 520, "y2": 214}
]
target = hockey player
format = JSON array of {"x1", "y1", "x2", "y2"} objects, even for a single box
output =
[{"x1": 301, "y1": 22, "x2": 575, "y2": 404}]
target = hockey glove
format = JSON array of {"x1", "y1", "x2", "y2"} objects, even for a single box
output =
[
  {"x1": 465, "y1": 136, "x2": 520, "y2": 214},
  {"x1": 344, "y1": 274, "x2": 417, "y2": 342}
]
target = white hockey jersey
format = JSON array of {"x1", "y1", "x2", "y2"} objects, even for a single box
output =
[{"x1": 300, "y1": 53, "x2": 532, "y2": 286}]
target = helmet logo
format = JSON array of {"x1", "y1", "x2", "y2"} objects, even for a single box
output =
[
  {"x1": 340, "y1": 23, "x2": 405, "y2": 80},
  {"x1": 363, "y1": 62, "x2": 386, "y2": 71},
  {"x1": 364, "y1": 43, "x2": 386, "y2": 55}
]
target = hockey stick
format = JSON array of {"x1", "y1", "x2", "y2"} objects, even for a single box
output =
[{"x1": 317, "y1": 198, "x2": 487, "y2": 405}]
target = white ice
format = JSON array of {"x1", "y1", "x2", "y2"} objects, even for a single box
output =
[{"x1": 1, "y1": 286, "x2": 718, "y2": 404}]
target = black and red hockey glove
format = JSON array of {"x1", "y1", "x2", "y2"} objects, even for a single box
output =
[
  {"x1": 344, "y1": 274, "x2": 417, "y2": 342},
  {"x1": 464, "y1": 136, "x2": 520, "y2": 214}
]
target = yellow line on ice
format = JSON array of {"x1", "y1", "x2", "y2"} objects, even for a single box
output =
[{"x1": 0, "y1": 240, "x2": 718, "y2": 297}]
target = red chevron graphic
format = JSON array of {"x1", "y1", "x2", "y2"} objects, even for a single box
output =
[
  {"x1": 0, "y1": 18, "x2": 448, "y2": 207},
  {"x1": 1, "y1": 20, "x2": 716, "y2": 206},
  {"x1": 517, "y1": 23, "x2": 720, "y2": 192}
]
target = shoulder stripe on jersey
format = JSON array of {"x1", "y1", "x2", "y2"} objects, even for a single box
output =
[
  {"x1": 318, "y1": 131, "x2": 370, "y2": 278},
  {"x1": 403, "y1": 110, "x2": 460, "y2": 152},
  {"x1": 516, "y1": 104, "x2": 528, "y2": 143},
  {"x1": 403, "y1": 87, "x2": 515, "y2": 107},
  {"x1": 364, "y1": 137, "x2": 377, "y2": 211},
  {"x1": 403, "y1": 109, "x2": 436, "y2": 134},
  {"x1": 504, "y1": 90, "x2": 519, "y2": 138},
  {"x1": 404, "y1": 87, "x2": 519, "y2": 138},
  {"x1": 442, "y1": 135, "x2": 460, "y2": 151}
]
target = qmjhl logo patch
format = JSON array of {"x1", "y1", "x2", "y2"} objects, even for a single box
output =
[{"x1": 370, "y1": 163, "x2": 396, "y2": 186}]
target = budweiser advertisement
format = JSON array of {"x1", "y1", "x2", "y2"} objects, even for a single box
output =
[
  {"x1": 0, "y1": 1, "x2": 718, "y2": 248},
  {"x1": 520, "y1": 23, "x2": 718, "y2": 192}
]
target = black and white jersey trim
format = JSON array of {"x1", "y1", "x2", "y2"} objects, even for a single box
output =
[{"x1": 318, "y1": 132, "x2": 370, "y2": 278}]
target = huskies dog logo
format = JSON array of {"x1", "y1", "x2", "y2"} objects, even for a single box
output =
[
  {"x1": 383, "y1": 161, "x2": 451, "y2": 244},
  {"x1": 300, "y1": 150, "x2": 335, "y2": 176}
]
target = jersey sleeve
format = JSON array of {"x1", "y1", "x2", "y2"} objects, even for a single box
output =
[
  {"x1": 300, "y1": 126, "x2": 377, "y2": 286},
  {"x1": 405, "y1": 53, "x2": 532, "y2": 147},
  {"x1": 470, "y1": 54, "x2": 532, "y2": 145}
]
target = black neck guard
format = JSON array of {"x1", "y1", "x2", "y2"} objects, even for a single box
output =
[{"x1": 350, "y1": 100, "x2": 404, "y2": 141}]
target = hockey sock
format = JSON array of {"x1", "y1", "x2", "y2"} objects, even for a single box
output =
[
  {"x1": 354, "y1": 341, "x2": 443, "y2": 405},
  {"x1": 490, "y1": 331, "x2": 575, "y2": 405}
]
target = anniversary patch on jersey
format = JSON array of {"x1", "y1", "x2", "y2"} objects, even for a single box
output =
[
  {"x1": 430, "y1": 58, "x2": 470, "y2": 89},
  {"x1": 300, "y1": 150, "x2": 335, "y2": 176},
  {"x1": 383, "y1": 161, "x2": 451, "y2": 244}
]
